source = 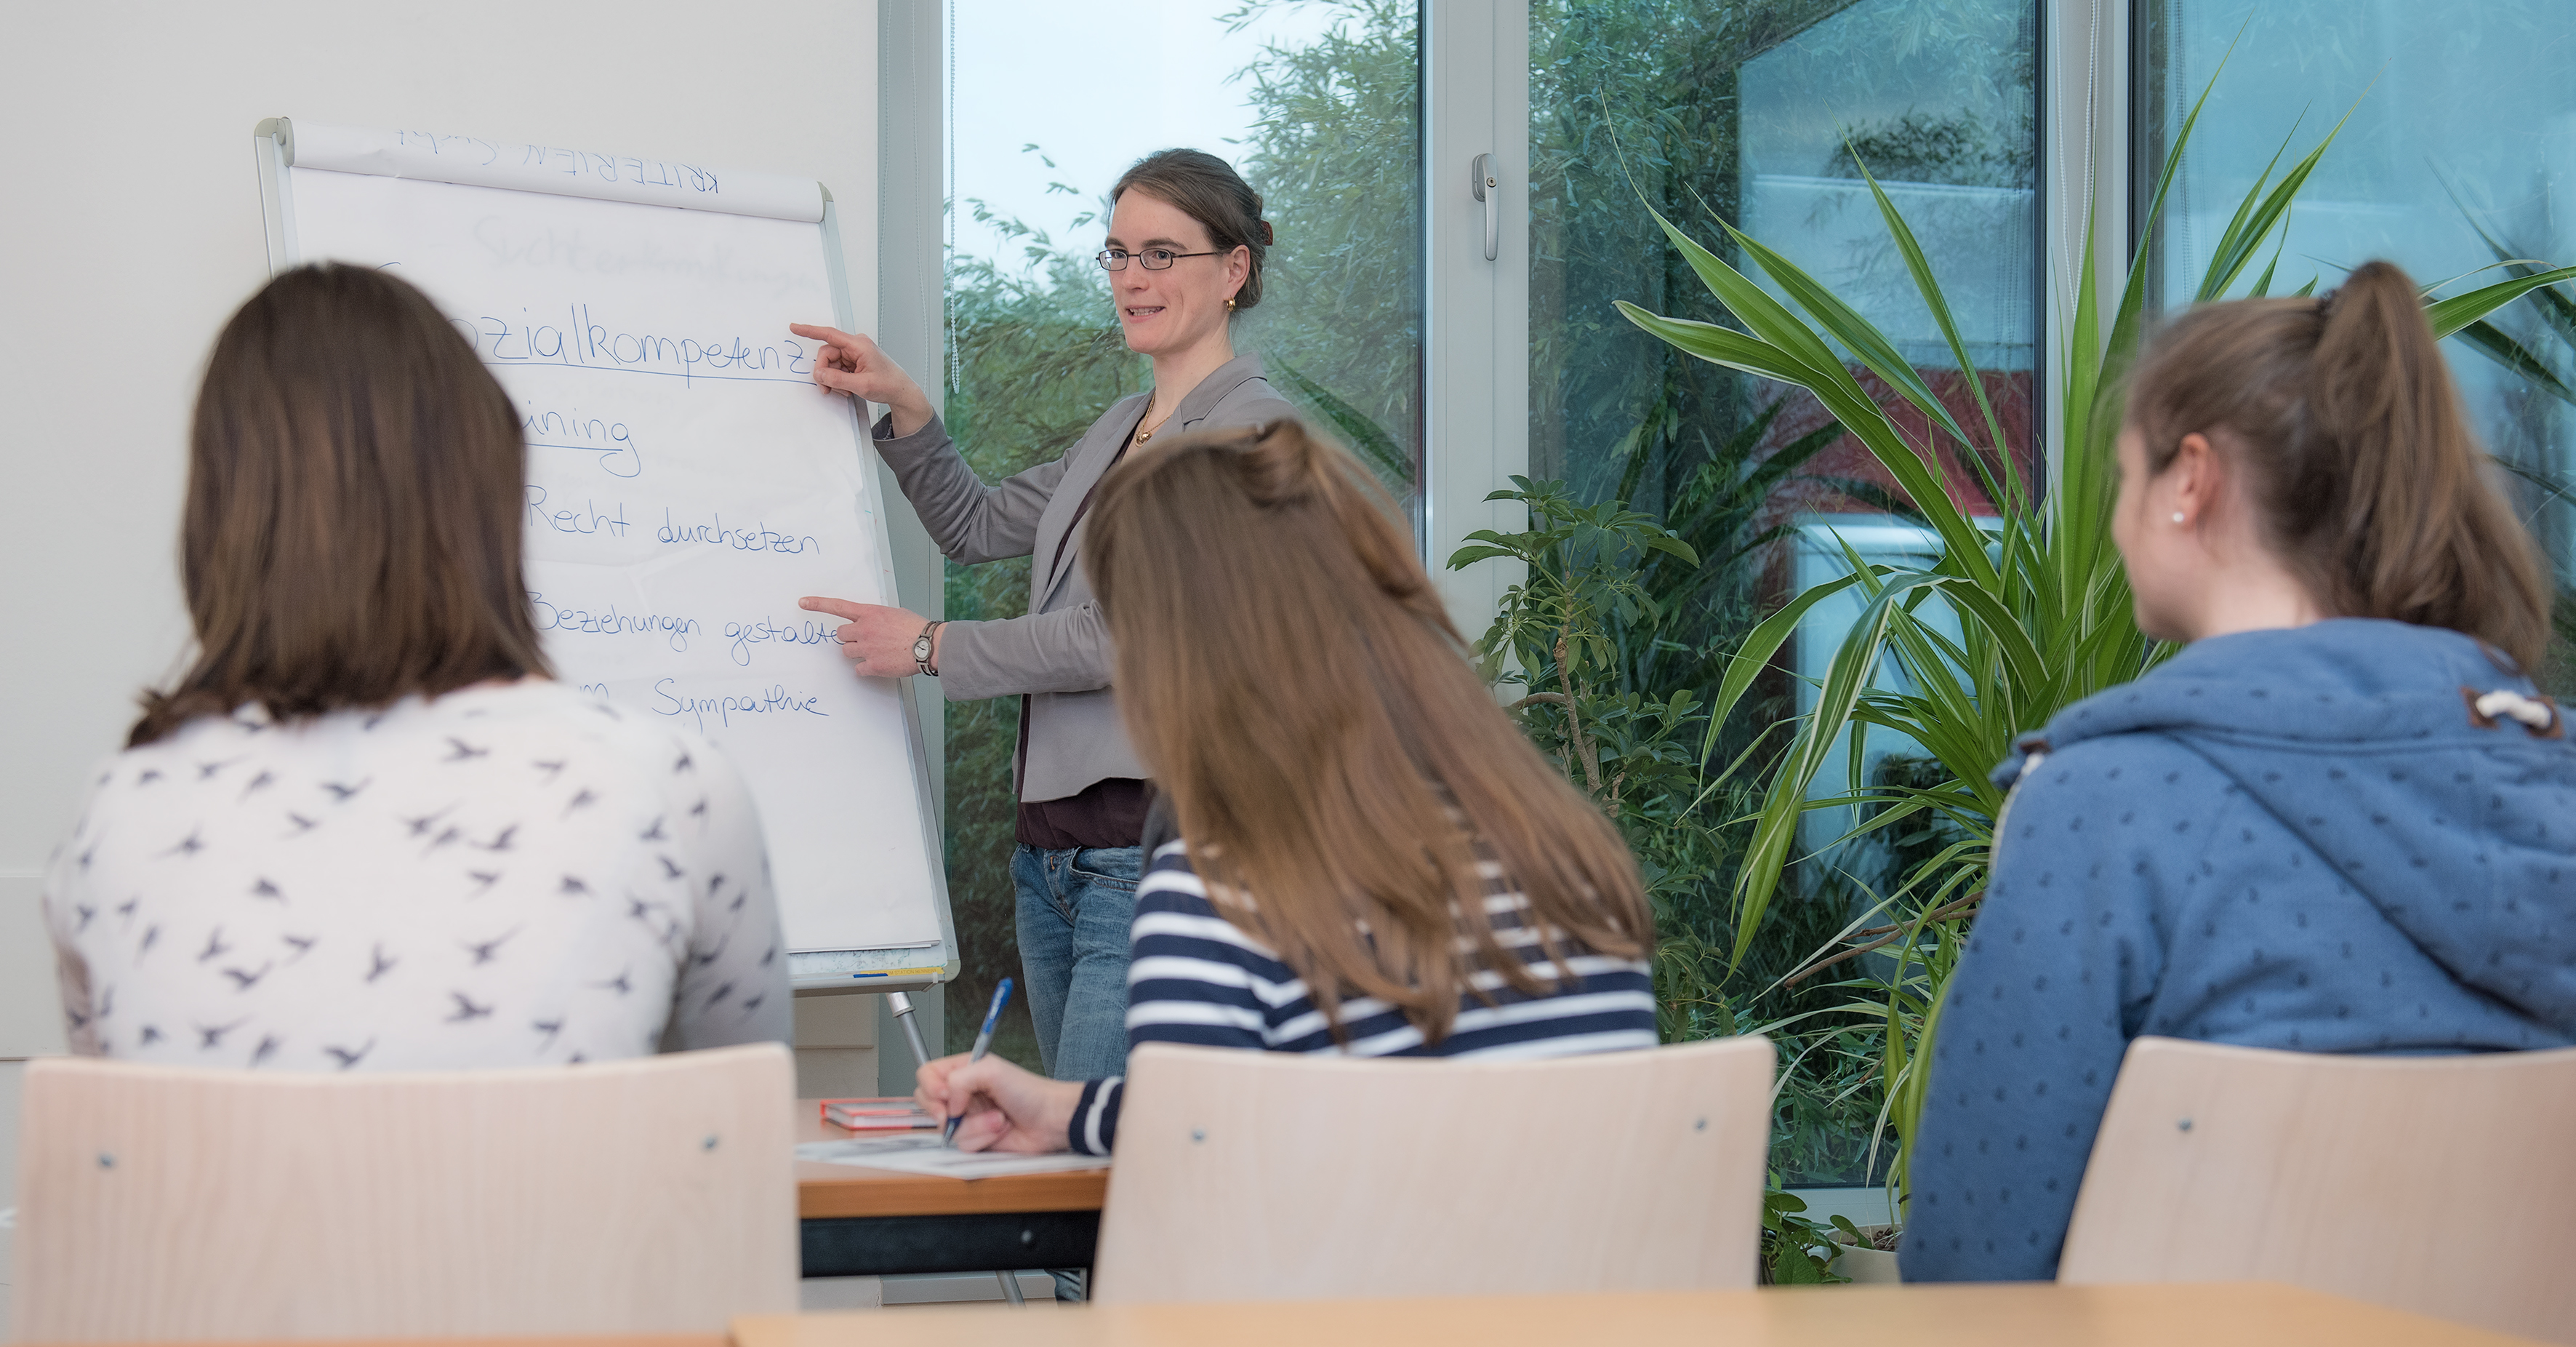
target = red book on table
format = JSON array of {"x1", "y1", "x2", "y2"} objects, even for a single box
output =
[{"x1": 819, "y1": 1097, "x2": 937, "y2": 1131}]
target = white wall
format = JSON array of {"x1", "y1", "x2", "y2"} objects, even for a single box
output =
[{"x1": 0, "y1": 1, "x2": 880, "y2": 1052}]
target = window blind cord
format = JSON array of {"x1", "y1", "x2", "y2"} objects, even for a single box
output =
[{"x1": 945, "y1": 0, "x2": 960, "y2": 396}]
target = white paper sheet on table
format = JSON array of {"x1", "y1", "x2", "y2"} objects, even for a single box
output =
[{"x1": 796, "y1": 1137, "x2": 1112, "y2": 1178}]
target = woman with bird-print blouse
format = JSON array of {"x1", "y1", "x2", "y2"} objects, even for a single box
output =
[{"x1": 41, "y1": 263, "x2": 790, "y2": 1071}]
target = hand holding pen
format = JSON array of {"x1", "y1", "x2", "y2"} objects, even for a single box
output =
[
  {"x1": 911, "y1": 978, "x2": 1094, "y2": 1154},
  {"x1": 947, "y1": 978, "x2": 1012, "y2": 1148}
]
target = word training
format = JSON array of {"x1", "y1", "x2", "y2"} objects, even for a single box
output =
[
  {"x1": 459, "y1": 305, "x2": 814, "y2": 385},
  {"x1": 659, "y1": 508, "x2": 820, "y2": 556},
  {"x1": 521, "y1": 403, "x2": 643, "y2": 478},
  {"x1": 652, "y1": 679, "x2": 830, "y2": 732}
]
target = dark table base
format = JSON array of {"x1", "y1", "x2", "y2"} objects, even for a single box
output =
[{"x1": 800, "y1": 1210, "x2": 1101, "y2": 1279}]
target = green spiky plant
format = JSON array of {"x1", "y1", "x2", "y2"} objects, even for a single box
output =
[
  {"x1": 2436, "y1": 192, "x2": 2576, "y2": 703},
  {"x1": 1613, "y1": 57, "x2": 2576, "y2": 1207}
]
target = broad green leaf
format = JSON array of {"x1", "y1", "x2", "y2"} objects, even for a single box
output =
[
  {"x1": 1847, "y1": 151, "x2": 2015, "y2": 492},
  {"x1": 1267, "y1": 356, "x2": 1413, "y2": 488},
  {"x1": 2426, "y1": 266, "x2": 2576, "y2": 340},
  {"x1": 1645, "y1": 534, "x2": 1702, "y2": 565},
  {"x1": 2248, "y1": 216, "x2": 2287, "y2": 298},
  {"x1": 2447, "y1": 184, "x2": 2576, "y2": 357},
  {"x1": 1443, "y1": 545, "x2": 1517, "y2": 569},
  {"x1": 1720, "y1": 213, "x2": 1979, "y2": 456},
  {"x1": 2207, "y1": 84, "x2": 2364, "y2": 305},
  {"x1": 1730, "y1": 571, "x2": 1959, "y2": 967},
  {"x1": 1917, "y1": 578, "x2": 2046, "y2": 703},
  {"x1": 1700, "y1": 571, "x2": 1862, "y2": 767},
  {"x1": 2452, "y1": 319, "x2": 2576, "y2": 409},
  {"x1": 1637, "y1": 200, "x2": 1878, "y2": 410},
  {"x1": 1618, "y1": 302, "x2": 2001, "y2": 592},
  {"x1": 2196, "y1": 116, "x2": 2306, "y2": 302}
]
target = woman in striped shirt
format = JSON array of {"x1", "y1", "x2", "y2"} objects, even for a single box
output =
[{"x1": 915, "y1": 420, "x2": 1659, "y2": 1156}]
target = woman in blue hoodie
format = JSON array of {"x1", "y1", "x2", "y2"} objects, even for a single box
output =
[{"x1": 1900, "y1": 261, "x2": 2576, "y2": 1282}]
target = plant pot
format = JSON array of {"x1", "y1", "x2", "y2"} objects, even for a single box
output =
[{"x1": 1829, "y1": 1225, "x2": 1902, "y2": 1284}]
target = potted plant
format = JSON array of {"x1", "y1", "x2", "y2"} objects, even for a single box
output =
[
  {"x1": 1826, "y1": 1221, "x2": 1902, "y2": 1284},
  {"x1": 1611, "y1": 50, "x2": 2573, "y2": 1236}
]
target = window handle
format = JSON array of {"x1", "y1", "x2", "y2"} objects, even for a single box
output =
[{"x1": 1470, "y1": 153, "x2": 1499, "y2": 262}]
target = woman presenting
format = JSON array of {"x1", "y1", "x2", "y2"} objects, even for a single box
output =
[{"x1": 790, "y1": 149, "x2": 1294, "y2": 1082}]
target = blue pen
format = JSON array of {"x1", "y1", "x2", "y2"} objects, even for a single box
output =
[{"x1": 944, "y1": 977, "x2": 1014, "y2": 1148}]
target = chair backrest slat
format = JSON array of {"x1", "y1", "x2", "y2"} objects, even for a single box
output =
[
  {"x1": 12, "y1": 1043, "x2": 797, "y2": 1342},
  {"x1": 2061, "y1": 1037, "x2": 2576, "y2": 1344},
  {"x1": 1091, "y1": 1036, "x2": 1773, "y2": 1304}
]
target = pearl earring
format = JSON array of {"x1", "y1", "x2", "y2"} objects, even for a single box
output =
[{"x1": 2170, "y1": 511, "x2": 2188, "y2": 524}]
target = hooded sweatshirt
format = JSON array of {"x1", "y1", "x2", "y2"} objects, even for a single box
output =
[{"x1": 1899, "y1": 619, "x2": 2576, "y2": 1283}]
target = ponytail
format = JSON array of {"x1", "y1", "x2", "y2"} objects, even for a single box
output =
[{"x1": 2127, "y1": 260, "x2": 2552, "y2": 671}]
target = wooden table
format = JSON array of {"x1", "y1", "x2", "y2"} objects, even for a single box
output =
[
  {"x1": 795, "y1": 1098, "x2": 1110, "y2": 1279},
  {"x1": 735, "y1": 1282, "x2": 2548, "y2": 1346}
]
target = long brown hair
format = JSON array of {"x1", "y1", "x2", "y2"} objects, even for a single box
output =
[
  {"x1": 132, "y1": 263, "x2": 548, "y2": 746},
  {"x1": 2127, "y1": 260, "x2": 2551, "y2": 670},
  {"x1": 1083, "y1": 420, "x2": 1653, "y2": 1042}
]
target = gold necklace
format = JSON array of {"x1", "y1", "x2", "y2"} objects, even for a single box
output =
[{"x1": 1134, "y1": 395, "x2": 1178, "y2": 444}]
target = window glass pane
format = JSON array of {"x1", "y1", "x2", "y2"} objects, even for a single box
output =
[
  {"x1": 1525, "y1": 0, "x2": 2038, "y2": 1183},
  {"x1": 942, "y1": 1, "x2": 1423, "y2": 1061},
  {"x1": 2143, "y1": 2, "x2": 2576, "y2": 592}
]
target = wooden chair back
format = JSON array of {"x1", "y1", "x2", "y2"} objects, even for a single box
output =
[
  {"x1": 2061, "y1": 1037, "x2": 2576, "y2": 1343},
  {"x1": 12, "y1": 1042, "x2": 798, "y2": 1341},
  {"x1": 1091, "y1": 1036, "x2": 1773, "y2": 1304}
]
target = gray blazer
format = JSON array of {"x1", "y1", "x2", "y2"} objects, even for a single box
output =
[{"x1": 873, "y1": 351, "x2": 1296, "y2": 803}]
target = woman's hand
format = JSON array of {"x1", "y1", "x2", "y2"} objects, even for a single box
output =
[
  {"x1": 915, "y1": 1051, "x2": 1085, "y2": 1154},
  {"x1": 800, "y1": 597, "x2": 937, "y2": 677},
  {"x1": 788, "y1": 323, "x2": 934, "y2": 437}
]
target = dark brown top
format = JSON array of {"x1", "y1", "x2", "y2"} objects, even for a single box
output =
[{"x1": 1013, "y1": 421, "x2": 1149, "y2": 851}]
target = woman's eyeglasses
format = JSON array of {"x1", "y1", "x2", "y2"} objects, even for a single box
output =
[{"x1": 1096, "y1": 247, "x2": 1221, "y2": 271}]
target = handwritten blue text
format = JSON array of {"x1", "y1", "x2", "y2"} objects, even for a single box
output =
[{"x1": 651, "y1": 678, "x2": 829, "y2": 732}]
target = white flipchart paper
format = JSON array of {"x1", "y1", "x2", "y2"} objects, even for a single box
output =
[
  {"x1": 277, "y1": 161, "x2": 939, "y2": 954},
  {"x1": 290, "y1": 121, "x2": 824, "y2": 223}
]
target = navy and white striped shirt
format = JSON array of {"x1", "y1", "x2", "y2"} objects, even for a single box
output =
[{"x1": 1067, "y1": 840, "x2": 1658, "y2": 1154}]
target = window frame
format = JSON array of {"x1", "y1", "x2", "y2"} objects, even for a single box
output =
[
  {"x1": 2046, "y1": 0, "x2": 2129, "y2": 501},
  {"x1": 1421, "y1": 0, "x2": 1533, "y2": 636},
  {"x1": 888, "y1": 0, "x2": 2098, "y2": 631}
]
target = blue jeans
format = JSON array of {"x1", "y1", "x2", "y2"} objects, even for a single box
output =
[{"x1": 1011, "y1": 844, "x2": 1142, "y2": 1081}]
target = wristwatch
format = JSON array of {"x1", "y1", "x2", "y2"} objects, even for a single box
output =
[{"x1": 912, "y1": 620, "x2": 944, "y2": 677}]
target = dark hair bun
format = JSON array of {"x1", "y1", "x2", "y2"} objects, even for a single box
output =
[{"x1": 1112, "y1": 148, "x2": 1270, "y2": 312}]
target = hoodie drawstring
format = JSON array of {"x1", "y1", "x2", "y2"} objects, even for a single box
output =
[{"x1": 2468, "y1": 688, "x2": 2561, "y2": 736}]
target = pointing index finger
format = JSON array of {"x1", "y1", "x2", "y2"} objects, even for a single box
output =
[{"x1": 799, "y1": 595, "x2": 868, "y2": 622}]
